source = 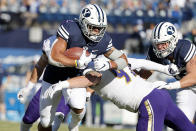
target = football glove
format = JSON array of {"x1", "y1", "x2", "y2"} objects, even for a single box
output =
[
  {"x1": 164, "y1": 63, "x2": 179, "y2": 76},
  {"x1": 75, "y1": 50, "x2": 93, "y2": 69},
  {"x1": 17, "y1": 81, "x2": 35, "y2": 104},
  {"x1": 94, "y1": 58, "x2": 110, "y2": 71}
]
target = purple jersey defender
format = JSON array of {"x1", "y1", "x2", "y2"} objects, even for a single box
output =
[
  {"x1": 87, "y1": 68, "x2": 196, "y2": 131},
  {"x1": 137, "y1": 88, "x2": 196, "y2": 131}
]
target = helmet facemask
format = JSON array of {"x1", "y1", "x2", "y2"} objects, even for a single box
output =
[
  {"x1": 153, "y1": 40, "x2": 176, "y2": 58},
  {"x1": 80, "y1": 18, "x2": 107, "y2": 42}
]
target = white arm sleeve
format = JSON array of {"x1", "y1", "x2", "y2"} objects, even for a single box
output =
[{"x1": 128, "y1": 58, "x2": 169, "y2": 74}]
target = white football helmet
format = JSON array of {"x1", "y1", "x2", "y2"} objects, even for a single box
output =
[
  {"x1": 151, "y1": 22, "x2": 178, "y2": 58},
  {"x1": 79, "y1": 4, "x2": 107, "y2": 42}
]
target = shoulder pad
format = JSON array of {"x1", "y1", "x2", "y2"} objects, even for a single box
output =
[{"x1": 177, "y1": 40, "x2": 196, "y2": 62}]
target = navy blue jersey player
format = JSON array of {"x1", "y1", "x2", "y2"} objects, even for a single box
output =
[
  {"x1": 37, "y1": 4, "x2": 128, "y2": 131},
  {"x1": 142, "y1": 22, "x2": 196, "y2": 123}
]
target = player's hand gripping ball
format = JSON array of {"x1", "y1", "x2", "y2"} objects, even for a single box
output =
[{"x1": 64, "y1": 47, "x2": 93, "y2": 69}]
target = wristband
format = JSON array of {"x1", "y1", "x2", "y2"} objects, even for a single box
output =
[{"x1": 75, "y1": 60, "x2": 78, "y2": 68}]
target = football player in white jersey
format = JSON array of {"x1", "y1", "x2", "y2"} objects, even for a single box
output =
[
  {"x1": 46, "y1": 57, "x2": 196, "y2": 131},
  {"x1": 143, "y1": 22, "x2": 196, "y2": 123}
]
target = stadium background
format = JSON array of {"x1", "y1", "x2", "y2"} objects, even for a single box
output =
[{"x1": 0, "y1": 0, "x2": 195, "y2": 130}]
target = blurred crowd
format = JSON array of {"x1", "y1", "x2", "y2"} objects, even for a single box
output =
[
  {"x1": 0, "y1": 0, "x2": 195, "y2": 27},
  {"x1": 0, "y1": 0, "x2": 194, "y2": 17},
  {"x1": 0, "y1": 0, "x2": 195, "y2": 28},
  {"x1": 1, "y1": 0, "x2": 196, "y2": 54}
]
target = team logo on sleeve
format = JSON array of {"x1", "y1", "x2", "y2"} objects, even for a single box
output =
[
  {"x1": 167, "y1": 26, "x2": 175, "y2": 35},
  {"x1": 82, "y1": 8, "x2": 91, "y2": 17}
]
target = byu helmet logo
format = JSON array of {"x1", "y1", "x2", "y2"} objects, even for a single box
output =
[
  {"x1": 167, "y1": 26, "x2": 175, "y2": 35},
  {"x1": 82, "y1": 8, "x2": 91, "y2": 17}
]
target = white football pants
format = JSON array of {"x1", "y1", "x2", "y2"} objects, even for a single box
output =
[
  {"x1": 39, "y1": 81, "x2": 86, "y2": 127},
  {"x1": 176, "y1": 87, "x2": 196, "y2": 122}
]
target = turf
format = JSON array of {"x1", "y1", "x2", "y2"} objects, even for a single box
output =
[{"x1": 0, "y1": 121, "x2": 133, "y2": 131}]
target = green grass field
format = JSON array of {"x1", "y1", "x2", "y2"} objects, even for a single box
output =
[{"x1": 0, "y1": 121, "x2": 134, "y2": 131}]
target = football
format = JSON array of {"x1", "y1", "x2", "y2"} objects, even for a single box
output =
[{"x1": 64, "y1": 47, "x2": 90, "y2": 59}]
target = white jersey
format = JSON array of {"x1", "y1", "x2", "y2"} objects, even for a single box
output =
[{"x1": 92, "y1": 67, "x2": 154, "y2": 112}]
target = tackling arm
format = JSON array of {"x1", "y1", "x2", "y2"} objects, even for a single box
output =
[
  {"x1": 128, "y1": 58, "x2": 179, "y2": 76},
  {"x1": 48, "y1": 70, "x2": 101, "y2": 99},
  {"x1": 57, "y1": 70, "x2": 101, "y2": 89},
  {"x1": 48, "y1": 75, "x2": 96, "y2": 95}
]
